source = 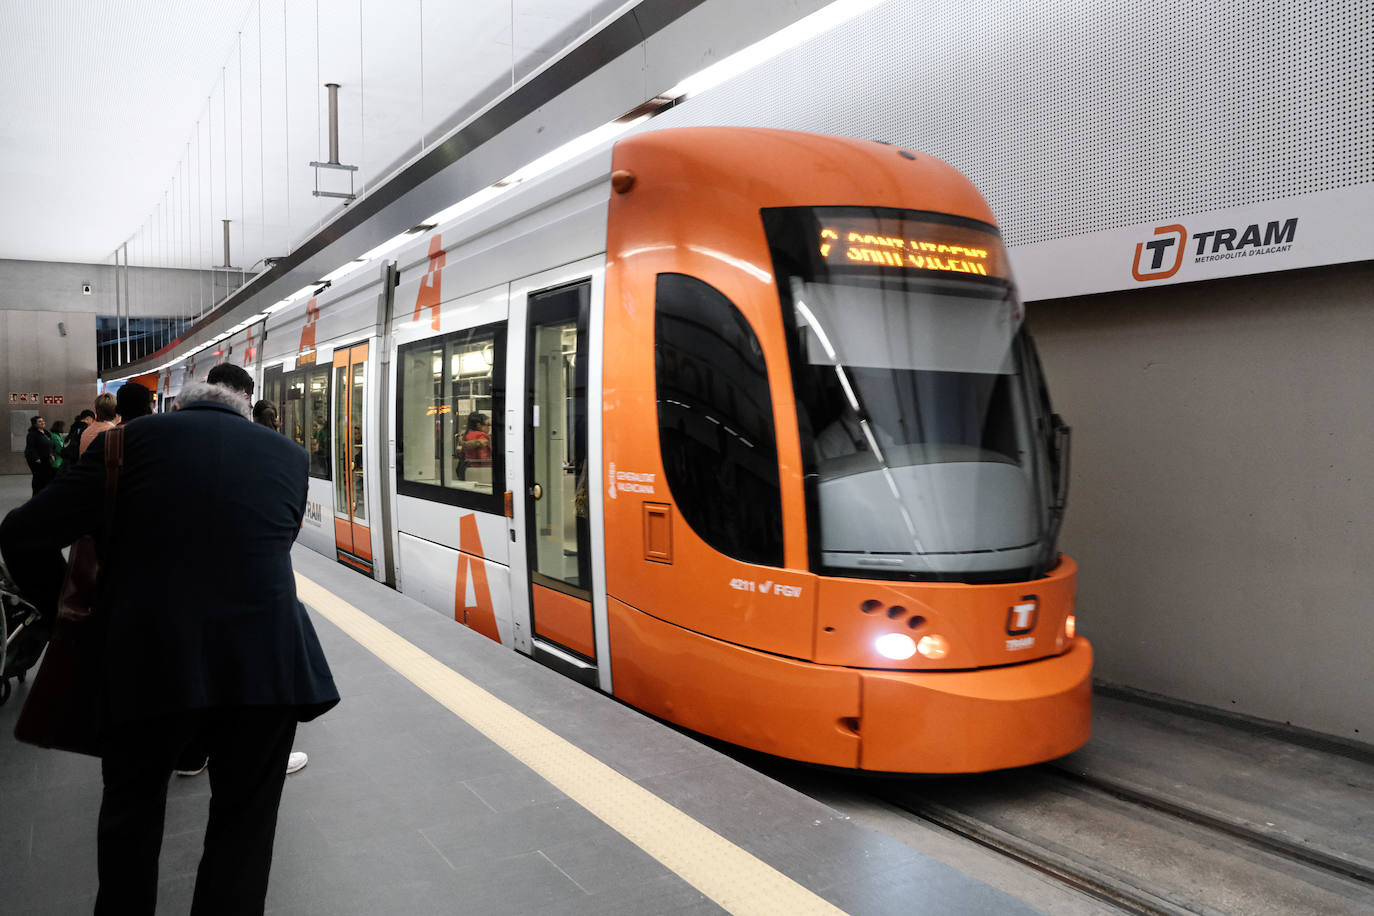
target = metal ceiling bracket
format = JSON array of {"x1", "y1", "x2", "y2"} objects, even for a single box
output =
[{"x1": 310, "y1": 82, "x2": 358, "y2": 201}]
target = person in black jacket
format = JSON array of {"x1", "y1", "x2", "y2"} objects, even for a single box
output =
[
  {"x1": 61, "y1": 408, "x2": 96, "y2": 471},
  {"x1": 23, "y1": 416, "x2": 56, "y2": 494},
  {"x1": 115, "y1": 380, "x2": 154, "y2": 425},
  {"x1": 0, "y1": 369, "x2": 339, "y2": 916}
]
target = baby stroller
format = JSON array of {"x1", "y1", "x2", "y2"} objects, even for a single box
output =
[{"x1": 0, "y1": 556, "x2": 47, "y2": 707}]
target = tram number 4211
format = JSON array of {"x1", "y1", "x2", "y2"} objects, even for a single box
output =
[{"x1": 729, "y1": 578, "x2": 804, "y2": 599}]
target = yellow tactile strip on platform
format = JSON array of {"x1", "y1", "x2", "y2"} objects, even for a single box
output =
[{"x1": 296, "y1": 573, "x2": 848, "y2": 916}]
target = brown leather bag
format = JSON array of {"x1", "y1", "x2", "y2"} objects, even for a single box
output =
[{"x1": 14, "y1": 427, "x2": 124, "y2": 756}]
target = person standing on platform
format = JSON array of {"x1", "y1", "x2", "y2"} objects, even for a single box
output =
[
  {"x1": 23, "y1": 416, "x2": 56, "y2": 494},
  {"x1": 115, "y1": 381, "x2": 153, "y2": 426},
  {"x1": 60, "y1": 409, "x2": 95, "y2": 470},
  {"x1": 48, "y1": 420, "x2": 67, "y2": 472},
  {"x1": 0, "y1": 365, "x2": 339, "y2": 916},
  {"x1": 79, "y1": 393, "x2": 119, "y2": 457},
  {"x1": 177, "y1": 374, "x2": 310, "y2": 780},
  {"x1": 252, "y1": 399, "x2": 279, "y2": 431}
]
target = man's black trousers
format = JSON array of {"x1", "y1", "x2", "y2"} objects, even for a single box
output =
[{"x1": 94, "y1": 706, "x2": 298, "y2": 915}]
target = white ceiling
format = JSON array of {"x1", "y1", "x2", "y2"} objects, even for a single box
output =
[{"x1": 0, "y1": 0, "x2": 623, "y2": 268}]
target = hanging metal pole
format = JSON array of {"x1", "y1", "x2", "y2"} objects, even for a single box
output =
[
  {"x1": 326, "y1": 82, "x2": 341, "y2": 165},
  {"x1": 218, "y1": 219, "x2": 237, "y2": 269},
  {"x1": 111, "y1": 249, "x2": 120, "y2": 371},
  {"x1": 121, "y1": 243, "x2": 131, "y2": 365}
]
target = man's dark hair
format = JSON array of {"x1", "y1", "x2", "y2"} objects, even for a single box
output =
[
  {"x1": 76, "y1": 409, "x2": 95, "y2": 421},
  {"x1": 206, "y1": 363, "x2": 255, "y2": 397},
  {"x1": 116, "y1": 382, "x2": 153, "y2": 421},
  {"x1": 30, "y1": 416, "x2": 41, "y2": 428}
]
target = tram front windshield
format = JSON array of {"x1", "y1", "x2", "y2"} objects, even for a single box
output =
[{"x1": 764, "y1": 207, "x2": 1057, "y2": 582}]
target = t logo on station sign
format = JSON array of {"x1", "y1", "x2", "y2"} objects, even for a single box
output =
[{"x1": 1131, "y1": 224, "x2": 1188, "y2": 281}]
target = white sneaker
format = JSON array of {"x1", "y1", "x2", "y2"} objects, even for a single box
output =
[
  {"x1": 175, "y1": 758, "x2": 209, "y2": 777},
  {"x1": 286, "y1": 751, "x2": 308, "y2": 775}
]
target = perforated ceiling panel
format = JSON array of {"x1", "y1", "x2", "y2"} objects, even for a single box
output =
[{"x1": 648, "y1": 0, "x2": 1372, "y2": 248}]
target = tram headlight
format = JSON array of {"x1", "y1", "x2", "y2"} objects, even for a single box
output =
[
  {"x1": 874, "y1": 633, "x2": 917, "y2": 660},
  {"x1": 916, "y1": 634, "x2": 949, "y2": 660},
  {"x1": 1065, "y1": 615, "x2": 1076, "y2": 639}
]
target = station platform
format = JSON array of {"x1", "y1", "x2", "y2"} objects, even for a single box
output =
[{"x1": 0, "y1": 475, "x2": 1036, "y2": 915}]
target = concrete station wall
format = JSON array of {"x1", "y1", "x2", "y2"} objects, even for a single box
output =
[
  {"x1": 0, "y1": 258, "x2": 234, "y2": 319},
  {"x1": 0, "y1": 258, "x2": 240, "y2": 474},
  {"x1": 1030, "y1": 259, "x2": 1374, "y2": 744},
  {"x1": 1, "y1": 308, "x2": 98, "y2": 476}
]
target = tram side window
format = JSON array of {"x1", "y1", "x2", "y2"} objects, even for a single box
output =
[
  {"x1": 303, "y1": 365, "x2": 331, "y2": 478},
  {"x1": 397, "y1": 323, "x2": 505, "y2": 512},
  {"x1": 655, "y1": 273, "x2": 784, "y2": 567},
  {"x1": 270, "y1": 362, "x2": 331, "y2": 480}
]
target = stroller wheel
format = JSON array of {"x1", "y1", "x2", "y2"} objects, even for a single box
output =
[{"x1": 0, "y1": 677, "x2": 11, "y2": 706}]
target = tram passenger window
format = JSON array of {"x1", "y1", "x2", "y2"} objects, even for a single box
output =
[
  {"x1": 655, "y1": 273, "x2": 783, "y2": 567},
  {"x1": 304, "y1": 365, "x2": 331, "y2": 479},
  {"x1": 400, "y1": 343, "x2": 444, "y2": 486},
  {"x1": 270, "y1": 364, "x2": 330, "y2": 479},
  {"x1": 445, "y1": 335, "x2": 497, "y2": 492},
  {"x1": 397, "y1": 323, "x2": 505, "y2": 513},
  {"x1": 262, "y1": 366, "x2": 284, "y2": 430}
]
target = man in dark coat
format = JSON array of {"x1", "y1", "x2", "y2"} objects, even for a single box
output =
[
  {"x1": 23, "y1": 415, "x2": 56, "y2": 493},
  {"x1": 0, "y1": 369, "x2": 339, "y2": 915}
]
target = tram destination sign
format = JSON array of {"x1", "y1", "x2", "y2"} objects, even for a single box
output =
[{"x1": 817, "y1": 217, "x2": 1010, "y2": 280}]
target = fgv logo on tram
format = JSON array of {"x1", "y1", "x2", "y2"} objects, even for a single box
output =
[{"x1": 1131, "y1": 218, "x2": 1298, "y2": 281}]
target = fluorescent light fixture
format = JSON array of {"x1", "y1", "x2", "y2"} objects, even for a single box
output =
[
  {"x1": 425, "y1": 184, "x2": 507, "y2": 229},
  {"x1": 664, "y1": 0, "x2": 886, "y2": 100},
  {"x1": 265, "y1": 283, "x2": 321, "y2": 314},
  {"x1": 358, "y1": 224, "x2": 436, "y2": 262},
  {"x1": 318, "y1": 259, "x2": 369, "y2": 285},
  {"x1": 422, "y1": 113, "x2": 651, "y2": 228},
  {"x1": 500, "y1": 115, "x2": 650, "y2": 188}
]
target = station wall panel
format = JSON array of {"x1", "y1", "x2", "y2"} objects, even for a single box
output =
[{"x1": 1032, "y1": 260, "x2": 1374, "y2": 743}]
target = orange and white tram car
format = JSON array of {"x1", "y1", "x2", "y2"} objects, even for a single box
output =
[{"x1": 163, "y1": 127, "x2": 1091, "y2": 773}]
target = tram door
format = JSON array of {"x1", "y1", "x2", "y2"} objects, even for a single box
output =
[
  {"x1": 525, "y1": 282, "x2": 594, "y2": 662},
  {"x1": 332, "y1": 341, "x2": 373, "y2": 574}
]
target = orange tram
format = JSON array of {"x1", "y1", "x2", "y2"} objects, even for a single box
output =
[{"x1": 162, "y1": 127, "x2": 1091, "y2": 773}]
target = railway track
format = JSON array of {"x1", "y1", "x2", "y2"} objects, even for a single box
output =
[{"x1": 878, "y1": 764, "x2": 1374, "y2": 916}]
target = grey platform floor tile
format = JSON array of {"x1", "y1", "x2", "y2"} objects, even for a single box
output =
[
  {"x1": 442, "y1": 849, "x2": 591, "y2": 915},
  {"x1": 153, "y1": 871, "x2": 199, "y2": 912},
  {"x1": 17, "y1": 893, "x2": 99, "y2": 916},
  {"x1": 156, "y1": 824, "x2": 210, "y2": 882},
  {"x1": 460, "y1": 763, "x2": 566, "y2": 814},
  {"x1": 539, "y1": 832, "x2": 675, "y2": 896},
  {"x1": 164, "y1": 783, "x2": 213, "y2": 831},
  {"x1": 417, "y1": 798, "x2": 613, "y2": 868},
  {"x1": 5, "y1": 856, "x2": 100, "y2": 912},
  {"x1": 267, "y1": 859, "x2": 468, "y2": 915},
  {"x1": 567, "y1": 874, "x2": 728, "y2": 916},
  {"x1": 638, "y1": 757, "x2": 835, "y2": 850},
  {"x1": 30, "y1": 748, "x2": 102, "y2": 791}
]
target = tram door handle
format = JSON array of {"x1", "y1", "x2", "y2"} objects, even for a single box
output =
[{"x1": 531, "y1": 483, "x2": 543, "y2": 500}]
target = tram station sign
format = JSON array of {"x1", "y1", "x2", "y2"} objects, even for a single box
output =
[{"x1": 1009, "y1": 184, "x2": 1374, "y2": 301}]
